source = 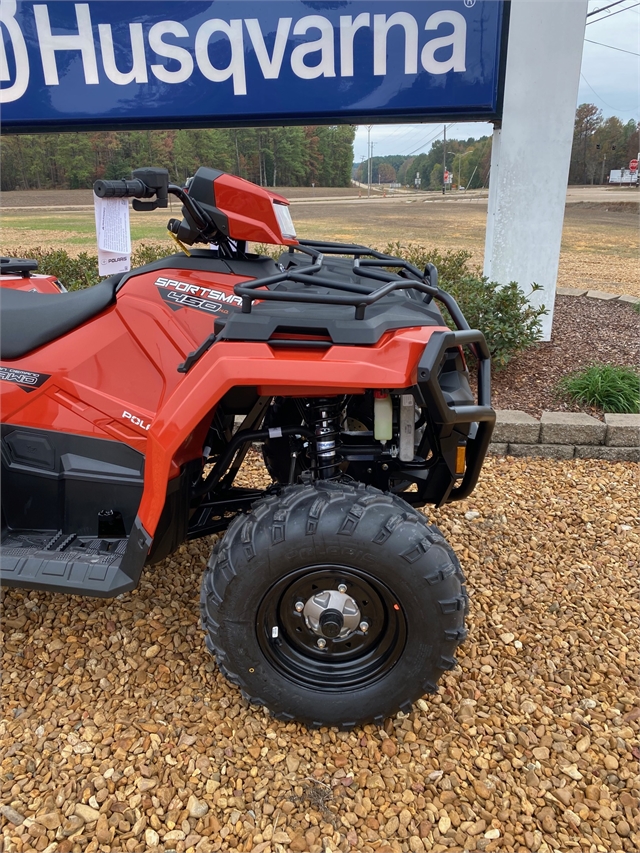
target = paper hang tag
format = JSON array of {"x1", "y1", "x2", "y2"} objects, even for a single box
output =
[
  {"x1": 94, "y1": 192, "x2": 131, "y2": 276},
  {"x1": 96, "y1": 249, "x2": 131, "y2": 277},
  {"x1": 94, "y1": 193, "x2": 131, "y2": 253}
]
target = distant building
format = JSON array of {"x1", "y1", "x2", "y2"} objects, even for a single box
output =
[{"x1": 609, "y1": 169, "x2": 638, "y2": 186}]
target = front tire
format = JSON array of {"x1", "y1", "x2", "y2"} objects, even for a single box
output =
[{"x1": 200, "y1": 481, "x2": 467, "y2": 727}]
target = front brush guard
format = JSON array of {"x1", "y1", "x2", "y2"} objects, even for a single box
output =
[{"x1": 417, "y1": 329, "x2": 496, "y2": 503}]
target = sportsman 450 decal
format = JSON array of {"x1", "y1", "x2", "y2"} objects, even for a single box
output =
[
  {"x1": 155, "y1": 277, "x2": 241, "y2": 317},
  {"x1": 0, "y1": 366, "x2": 51, "y2": 391}
]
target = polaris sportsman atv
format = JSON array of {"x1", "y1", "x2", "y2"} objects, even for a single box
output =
[{"x1": 0, "y1": 167, "x2": 495, "y2": 727}]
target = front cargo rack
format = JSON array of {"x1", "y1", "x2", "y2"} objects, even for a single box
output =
[{"x1": 234, "y1": 239, "x2": 472, "y2": 335}]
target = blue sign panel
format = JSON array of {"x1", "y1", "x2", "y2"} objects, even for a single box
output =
[{"x1": 1, "y1": 1, "x2": 507, "y2": 132}]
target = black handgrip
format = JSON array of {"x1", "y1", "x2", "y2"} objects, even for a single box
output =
[{"x1": 93, "y1": 178, "x2": 154, "y2": 199}]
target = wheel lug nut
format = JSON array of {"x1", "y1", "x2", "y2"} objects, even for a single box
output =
[
  {"x1": 359, "y1": 621, "x2": 370, "y2": 633},
  {"x1": 294, "y1": 601, "x2": 304, "y2": 613},
  {"x1": 337, "y1": 583, "x2": 347, "y2": 593},
  {"x1": 317, "y1": 638, "x2": 327, "y2": 649}
]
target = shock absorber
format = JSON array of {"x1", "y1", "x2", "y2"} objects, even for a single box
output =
[{"x1": 310, "y1": 397, "x2": 342, "y2": 479}]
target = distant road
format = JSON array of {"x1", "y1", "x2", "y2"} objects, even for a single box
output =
[{"x1": 0, "y1": 184, "x2": 635, "y2": 211}]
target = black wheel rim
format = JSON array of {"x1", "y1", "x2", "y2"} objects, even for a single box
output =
[{"x1": 256, "y1": 564, "x2": 407, "y2": 692}]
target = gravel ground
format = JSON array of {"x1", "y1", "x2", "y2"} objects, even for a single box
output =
[
  {"x1": 491, "y1": 296, "x2": 640, "y2": 418},
  {"x1": 2, "y1": 452, "x2": 639, "y2": 853}
]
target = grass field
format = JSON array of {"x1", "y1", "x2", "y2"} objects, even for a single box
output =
[{"x1": 2, "y1": 187, "x2": 638, "y2": 295}]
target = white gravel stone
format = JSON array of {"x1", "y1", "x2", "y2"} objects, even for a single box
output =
[{"x1": 1, "y1": 454, "x2": 638, "y2": 853}]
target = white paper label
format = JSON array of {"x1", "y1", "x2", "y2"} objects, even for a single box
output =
[
  {"x1": 94, "y1": 193, "x2": 131, "y2": 276},
  {"x1": 96, "y1": 250, "x2": 131, "y2": 276}
]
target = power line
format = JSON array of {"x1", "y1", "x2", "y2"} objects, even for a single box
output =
[
  {"x1": 584, "y1": 38, "x2": 640, "y2": 55},
  {"x1": 402, "y1": 124, "x2": 455, "y2": 159},
  {"x1": 372, "y1": 123, "x2": 430, "y2": 150},
  {"x1": 587, "y1": 0, "x2": 627, "y2": 16},
  {"x1": 587, "y1": 0, "x2": 640, "y2": 22},
  {"x1": 580, "y1": 72, "x2": 638, "y2": 112},
  {"x1": 364, "y1": 120, "x2": 487, "y2": 163},
  {"x1": 368, "y1": 124, "x2": 445, "y2": 161},
  {"x1": 395, "y1": 120, "x2": 490, "y2": 160},
  {"x1": 402, "y1": 127, "x2": 444, "y2": 158},
  {"x1": 405, "y1": 128, "x2": 445, "y2": 158}
]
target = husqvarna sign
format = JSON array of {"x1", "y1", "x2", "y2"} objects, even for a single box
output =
[{"x1": 1, "y1": 0, "x2": 507, "y2": 131}]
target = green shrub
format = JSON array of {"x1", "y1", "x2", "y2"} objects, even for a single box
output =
[
  {"x1": 253, "y1": 243, "x2": 284, "y2": 260},
  {"x1": 383, "y1": 242, "x2": 546, "y2": 368},
  {"x1": 444, "y1": 275, "x2": 546, "y2": 368},
  {"x1": 12, "y1": 247, "x2": 102, "y2": 291},
  {"x1": 382, "y1": 241, "x2": 473, "y2": 288},
  {"x1": 557, "y1": 364, "x2": 639, "y2": 414},
  {"x1": 3, "y1": 244, "x2": 170, "y2": 290},
  {"x1": 131, "y1": 243, "x2": 172, "y2": 267}
]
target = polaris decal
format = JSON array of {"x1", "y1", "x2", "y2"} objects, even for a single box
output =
[
  {"x1": 0, "y1": 366, "x2": 51, "y2": 392},
  {"x1": 122, "y1": 410, "x2": 151, "y2": 430},
  {"x1": 155, "y1": 277, "x2": 241, "y2": 317}
]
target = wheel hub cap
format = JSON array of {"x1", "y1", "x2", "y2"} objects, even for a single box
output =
[{"x1": 303, "y1": 589, "x2": 361, "y2": 639}]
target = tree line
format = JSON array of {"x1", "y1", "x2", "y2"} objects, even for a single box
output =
[
  {"x1": 1, "y1": 105, "x2": 636, "y2": 193},
  {"x1": 570, "y1": 105, "x2": 638, "y2": 185},
  {"x1": 354, "y1": 137, "x2": 493, "y2": 190},
  {"x1": 354, "y1": 105, "x2": 638, "y2": 190},
  {"x1": 0, "y1": 126, "x2": 356, "y2": 192}
]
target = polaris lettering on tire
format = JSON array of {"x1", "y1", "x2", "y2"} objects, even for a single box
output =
[{"x1": 0, "y1": 366, "x2": 50, "y2": 392}]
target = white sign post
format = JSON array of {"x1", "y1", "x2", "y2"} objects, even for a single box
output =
[
  {"x1": 93, "y1": 194, "x2": 132, "y2": 276},
  {"x1": 483, "y1": 0, "x2": 589, "y2": 341}
]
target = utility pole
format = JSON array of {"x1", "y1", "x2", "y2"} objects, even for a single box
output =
[
  {"x1": 597, "y1": 143, "x2": 616, "y2": 185},
  {"x1": 443, "y1": 125, "x2": 447, "y2": 195},
  {"x1": 600, "y1": 152, "x2": 606, "y2": 186},
  {"x1": 457, "y1": 149, "x2": 472, "y2": 189},
  {"x1": 371, "y1": 143, "x2": 376, "y2": 189},
  {"x1": 367, "y1": 126, "x2": 372, "y2": 198}
]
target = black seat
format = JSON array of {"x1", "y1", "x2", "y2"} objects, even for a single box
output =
[{"x1": 0, "y1": 275, "x2": 124, "y2": 360}]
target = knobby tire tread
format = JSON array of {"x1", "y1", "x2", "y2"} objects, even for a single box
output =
[{"x1": 200, "y1": 481, "x2": 468, "y2": 727}]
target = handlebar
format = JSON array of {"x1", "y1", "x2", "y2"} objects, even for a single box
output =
[
  {"x1": 91, "y1": 167, "x2": 226, "y2": 250},
  {"x1": 93, "y1": 179, "x2": 156, "y2": 199}
]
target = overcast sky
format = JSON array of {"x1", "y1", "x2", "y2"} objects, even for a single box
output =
[{"x1": 353, "y1": 1, "x2": 639, "y2": 160}]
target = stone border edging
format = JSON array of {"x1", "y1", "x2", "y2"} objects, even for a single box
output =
[
  {"x1": 488, "y1": 411, "x2": 640, "y2": 462},
  {"x1": 487, "y1": 288, "x2": 640, "y2": 462},
  {"x1": 557, "y1": 286, "x2": 639, "y2": 304}
]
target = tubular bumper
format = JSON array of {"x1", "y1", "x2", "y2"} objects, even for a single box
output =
[{"x1": 417, "y1": 329, "x2": 496, "y2": 503}]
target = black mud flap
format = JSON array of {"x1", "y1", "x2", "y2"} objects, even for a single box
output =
[{"x1": 0, "y1": 516, "x2": 150, "y2": 598}]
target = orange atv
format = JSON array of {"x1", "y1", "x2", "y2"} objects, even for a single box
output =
[{"x1": 0, "y1": 168, "x2": 495, "y2": 726}]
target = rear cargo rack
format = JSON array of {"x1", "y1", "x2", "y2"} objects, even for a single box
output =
[{"x1": 234, "y1": 239, "x2": 471, "y2": 336}]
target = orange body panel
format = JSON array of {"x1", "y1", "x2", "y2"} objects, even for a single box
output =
[
  {"x1": 1, "y1": 273, "x2": 63, "y2": 293},
  {"x1": 1, "y1": 264, "x2": 447, "y2": 538},
  {"x1": 213, "y1": 174, "x2": 297, "y2": 246}
]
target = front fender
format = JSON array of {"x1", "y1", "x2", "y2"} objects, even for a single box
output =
[{"x1": 137, "y1": 327, "x2": 447, "y2": 536}]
